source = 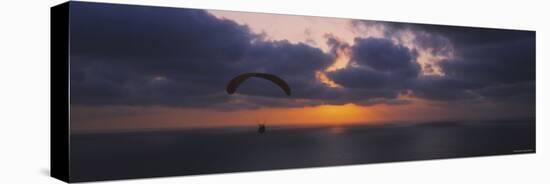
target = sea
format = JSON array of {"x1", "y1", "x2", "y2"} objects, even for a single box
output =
[{"x1": 70, "y1": 119, "x2": 535, "y2": 182}]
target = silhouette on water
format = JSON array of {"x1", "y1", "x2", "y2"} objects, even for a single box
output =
[{"x1": 258, "y1": 124, "x2": 266, "y2": 134}]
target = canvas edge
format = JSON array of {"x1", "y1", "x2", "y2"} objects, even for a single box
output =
[{"x1": 51, "y1": 1, "x2": 71, "y2": 183}]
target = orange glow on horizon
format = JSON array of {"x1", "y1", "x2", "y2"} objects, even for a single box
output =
[
  {"x1": 72, "y1": 92, "x2": 499, "y2": 133},
  {"x1": 71, "y1": 103, "x2": 397, "y2": 132},
  {"x1": 70, "y1": 96, "x2": 505, "y2": 132}
]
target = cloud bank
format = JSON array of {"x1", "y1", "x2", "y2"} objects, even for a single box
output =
[{"x1": 69, "y1": 2, "x2": 535, "y2": 117}]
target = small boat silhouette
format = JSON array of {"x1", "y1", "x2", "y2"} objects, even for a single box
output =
[{"x1": 258, "y1": 124, "x2": 266, "y2": 134}]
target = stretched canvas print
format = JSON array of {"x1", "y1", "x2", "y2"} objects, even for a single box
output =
[{"x1": 51, "y1": 1, "x2": 536, "y2": 182}]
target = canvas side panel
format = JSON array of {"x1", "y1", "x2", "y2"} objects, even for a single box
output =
[{"x1": 50, "y1": 2, "x2": 70, "y2": 183}]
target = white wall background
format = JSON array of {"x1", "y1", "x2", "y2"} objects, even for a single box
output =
[{"x1": 0, "y1": 0, "x2": 547, "y2": 183}]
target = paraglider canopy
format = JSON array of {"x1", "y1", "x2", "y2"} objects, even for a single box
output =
[{"x1": 226, "y1": 73, "x2": 291, "y2": 96}]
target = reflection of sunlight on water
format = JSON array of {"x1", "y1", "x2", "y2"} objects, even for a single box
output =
[{"x1": 328, "y1": 126, "x2": 346, "y2": 135}]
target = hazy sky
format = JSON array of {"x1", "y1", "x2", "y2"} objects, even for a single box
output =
[{"x1": 68, "y1": 2, "x2": 535, "y2": 132}]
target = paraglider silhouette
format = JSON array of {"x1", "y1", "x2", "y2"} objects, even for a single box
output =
[
  {"x1": 258, "y1": 124, "x2": 266, "y2": 134},
  {"x1": 226, "y1": 72, "x2": 291, "y2": 134},
  {"x1": 226, "y1": 73, "x2": 291, "y2": 96}
]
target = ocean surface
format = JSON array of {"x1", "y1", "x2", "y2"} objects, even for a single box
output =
[{"x1": 70, "y1": 119, "x2": 535, "y2": 182}]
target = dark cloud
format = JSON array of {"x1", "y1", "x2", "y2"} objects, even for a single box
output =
[
  {"x1": 327, "y1": 37, "x2": 420, "y2": 103},
  {"x1": 324, "y1": 33, "x2": 351, "y2": 54},
  {"x1": 439, "y1": 36, "x2": 535, "y2": 85},
  {"x1": 69, "y1": 2, "x2": 334, "y2": 109},
  {"x1": 410, "y1": 77, "x2": 480, "y2": 101},
  {"x1": 69, "y1": 3, "x2": 244, "y2": 106},
  {"x1": 413, "y1": 27, "x2": 535, "y2": 102},
  {"x1": 352, "y1": 38, "x2": 419, "y2": 74},
  {"x1": 226, "y1": 40, "x2": 335, "y2": 101},
  {"x1": 351, "y1": 20, "x2": 535, "y2": 106}
]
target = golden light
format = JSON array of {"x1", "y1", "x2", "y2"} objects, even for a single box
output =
[
  {"x1": 326, "y1": 46, "x2": 351, "y2": 72},
  {"x1": 416, "y1": 49, "x2": 451, "y2": 76},
  {"x1": 316, "y1": 71, "x2": 341, "y2": 88},
  {"x1": 316, "y1": 41, "x2": 352, "y2": 88},
  {"x1": 284, "y1": 103, "x2": 382, "y2": 126}
]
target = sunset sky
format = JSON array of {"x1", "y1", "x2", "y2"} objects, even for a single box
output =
[{"x1": 68, "y1": 2, "x2": 535, "y2": 132}]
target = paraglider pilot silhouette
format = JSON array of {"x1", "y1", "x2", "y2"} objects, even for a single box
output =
[{"x1": 226, "y1": 73, "x2": 291, "y2": 134}]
